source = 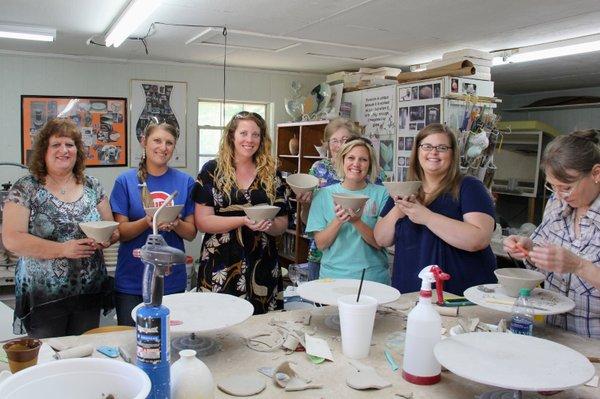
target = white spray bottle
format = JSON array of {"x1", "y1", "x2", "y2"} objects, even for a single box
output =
[{"x1": 402, "y1": 265, "x2": 444, "y2": 385}]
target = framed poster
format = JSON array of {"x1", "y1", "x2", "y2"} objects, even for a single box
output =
[
  {"x1": 130, "y1": 79, "x2": 187, "y2": 167},
  {"x1": 21, "y1": 95, "x2": 128, "y2": 166}
]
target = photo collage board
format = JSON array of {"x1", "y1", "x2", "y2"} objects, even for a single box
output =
[
  {"x1": 360, "y1": 85, "x2": 397, "y2": 181},
  {"x1": 397, "y1": 79, "x2": 443, "y2": 181}
]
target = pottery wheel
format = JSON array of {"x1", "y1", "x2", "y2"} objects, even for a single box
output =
[
  {"x1": 131, "y1": 292, "x2": 254, "y2": 333},
  {"x1": 434, "y1": 332, "x2": 595, "y2": 392},
  {"x1": 171, "y1": 333, "x2": 221, "y2": 357},
  {"x1": 297, "y1": 279, "x2": 400, "y2": 306},
  {"x1": 218, "y1": 374, "x2": 266, "y2": 397},
  {"x1": 464, "y1": 284, "x2": 575, "y2": 316}
]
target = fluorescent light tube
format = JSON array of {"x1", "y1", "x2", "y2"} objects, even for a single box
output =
[
  {"x1": 105, "y1": 0, "x2": 161, "y2": 48},
  {"x1": 0, "y1": 24, "x2": 56, "y2": 42},
  {"x1": 509, "y1": 39, "x2": 600, "y2": 63}
]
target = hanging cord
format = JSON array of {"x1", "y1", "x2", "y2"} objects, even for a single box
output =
[
  {"x1": 222, "y1": 27, "x2": 228, "y2": 124},
  {"x1": 89, "y1": 22, "x2": 229, "y2": 120}
]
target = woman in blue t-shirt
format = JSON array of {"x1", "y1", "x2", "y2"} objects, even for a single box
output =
[
  {"x1": 305, "y1": 139, "x2": 390, "y2": 284},
  {"x1": 110, "y1": 122, "x2": 197, "y2": 325},
  {"x1": 374, "y1": 123, "x2": 496, "y2": 295}
]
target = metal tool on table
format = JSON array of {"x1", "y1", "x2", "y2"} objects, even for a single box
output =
[
  {"x1": 135, "y1": 191, "x2": 186, "y2": 399},
  {"x1": 431, "y1": 266, "x2": 475, "y2": 307}
]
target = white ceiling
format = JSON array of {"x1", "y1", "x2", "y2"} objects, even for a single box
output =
[{"x1": 2, "y1": 0, "x2": 600, "y2": 94}]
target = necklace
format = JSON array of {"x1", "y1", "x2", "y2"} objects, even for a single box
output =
[{"x1": 47, "y1": 174, "x2": 73, "y2": 195}]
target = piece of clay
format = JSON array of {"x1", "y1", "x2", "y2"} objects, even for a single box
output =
[
  {"x1": 282, "y1": 333, "x2": 300, "y2": 352},
  {"x1": 468, "y1": 317, "x2": 480, "y2": 332},
  {"x1": 346, "y1": 360, "x2": 392, "y2": 390},
  {"x1": 497, "y1": 319, "x2": 507, "y2": 332},
  {"x1": 217, "y1": 374, "x2": 266, "y2": 397},
  {"x1": 273, "y1": 361, "x2": 322, "y2": 391}
]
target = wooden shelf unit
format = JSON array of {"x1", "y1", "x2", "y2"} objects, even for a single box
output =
[{"x1": 276, "y1": 120, "x2": 328, "y2": 266}]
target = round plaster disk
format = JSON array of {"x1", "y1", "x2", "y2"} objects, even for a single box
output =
[{"x1": 218, "y1": 374, "x2": 266, "y2": 397}]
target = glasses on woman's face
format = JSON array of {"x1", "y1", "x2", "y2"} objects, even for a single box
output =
[
  {"x1": 234, "y1": 111, "x2": 265, "y2": 122},
  {"x1": 544, "y1": 177, "x2": 584, "y2": 198},
  {"x1": 419, "y1": 143, "x2": 452, "y2": 153},
  {"x1": 329, "y1": 136, "x2": 349, "y2": 146}
]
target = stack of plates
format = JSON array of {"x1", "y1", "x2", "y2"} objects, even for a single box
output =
[{"x1": 103, "y1": 244, "x2": 118, "y2": 267}]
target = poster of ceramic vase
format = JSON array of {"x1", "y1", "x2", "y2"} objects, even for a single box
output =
[{"x1": 130, "y1": 79, "x2": 187, "y2": 167}]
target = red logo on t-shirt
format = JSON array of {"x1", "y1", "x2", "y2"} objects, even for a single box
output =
[{"x1": 150, "y1": 191, "x2": 174, "y2": 207}]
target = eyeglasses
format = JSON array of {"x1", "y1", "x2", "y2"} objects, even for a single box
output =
[
  {"x1": 234, "y1": 111, "x2": 265, "y2": 122},
  {"x1": 419, "y1": 143, "x2": 452, "y2": 153},
  {"x1": 329, "y1": 137, "x2": 349, "y2": 145},
  {"x1": 544, "y1": 177, "x2": 584, "y2": 198}
]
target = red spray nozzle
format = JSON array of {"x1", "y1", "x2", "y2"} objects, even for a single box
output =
[{"x1": 430, "y1": 266, "x2": 450, "y2": 305}]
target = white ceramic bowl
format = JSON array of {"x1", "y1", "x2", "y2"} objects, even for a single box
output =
[
  {"x1": 0, "y1": 358, "x2": 151, "y2": 399},
  {"x1": 314, "y1": 145, "x2": 327, "y2": 157},
  {"x1": 494, "y1": 268, "x2": 545, "y2": 297},
  {"x1": 383, "y1": 181, "x2": 422, "y2": 198},
  {"x1": 286, "y1": 173, "x2": 319, "y2": 196},
  {"x1": 244, "y1": 205, "x2": 280, "y2": 222},
  {"x1": 332, "y1": 193, "x2": 369, "y2": 214},
  {"x1": 144, "y1": 204, "x2": 184, "y2": 224},
  {"x1": 79, "y1": 221, "x2": 119, "y2": 243}
]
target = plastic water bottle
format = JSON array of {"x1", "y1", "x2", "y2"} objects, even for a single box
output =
[{"x1": 510, "y1": 288, "x2": 534, "y2": 336}]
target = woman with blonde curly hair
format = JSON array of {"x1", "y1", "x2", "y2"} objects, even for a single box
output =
[
  {"x1": 2, "y1": 118, "x2": 118, "y2": 337},
  {"x1": 193, "y1": 111, "x2": 288, "y2": 313}
]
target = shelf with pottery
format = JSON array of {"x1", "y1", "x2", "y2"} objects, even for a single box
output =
[
  {"x1": 10, "y1": 291, "x2": 598, "y2": 398},
  {"x1": 276, "y1": 120, "x2": 328, "y2": 266}
]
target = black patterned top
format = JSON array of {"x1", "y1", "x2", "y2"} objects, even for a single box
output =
[
  {"x1": 5, "y1": 174, "x2": 109, "y2": 334},
  {"x1": 192, "y1": 160, "x2": 288, "y2": 314}
]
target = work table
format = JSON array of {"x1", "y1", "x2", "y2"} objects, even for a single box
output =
[{"x1": 2, "y1": 292, "x2": 598, "y2": 398}]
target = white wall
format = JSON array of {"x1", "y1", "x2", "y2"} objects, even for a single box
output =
[
  {"x1": 0, "y1": 52, "x2": 324, "y2": 254},
  {"x1": 498, "y1": 86, "x2": 600, "y2": 134}
]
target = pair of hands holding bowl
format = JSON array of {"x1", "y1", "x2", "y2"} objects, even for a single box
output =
[{"x1": 393, "y1": 194, "x2": 434, "y2": 226}]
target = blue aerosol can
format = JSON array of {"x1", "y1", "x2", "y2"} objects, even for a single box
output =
[{"x1": 135, "y1": 192, "x2": 186, "y2": 399}]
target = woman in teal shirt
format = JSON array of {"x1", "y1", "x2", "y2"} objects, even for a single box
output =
[{"x1": 305, "y1": 139, "x2": 390, "y2": 284}]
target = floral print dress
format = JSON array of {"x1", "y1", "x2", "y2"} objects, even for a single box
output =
[
  {"x1": 192, "y1": 160, "x2": 288, "y2": 314},
  {"x1": 6, "y1": 175, "x2": 109, "y2": 334}
]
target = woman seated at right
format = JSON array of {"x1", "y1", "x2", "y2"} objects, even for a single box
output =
[
  {"x1": 374, "y1": 123, "x2": 496, "y2": 295},
  {"x1": 504, "y1": 130, "x2": 600, "y2": 338},
  {"x1": 305, "y1": 139, "x2": 390, "y2": 284}
]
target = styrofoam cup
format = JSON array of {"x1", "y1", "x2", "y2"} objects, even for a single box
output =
[{"x1": 337, "y1": 294, "x2": 378, "y2": 359}]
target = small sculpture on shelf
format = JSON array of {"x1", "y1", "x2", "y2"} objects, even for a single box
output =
[{"x1": 289, "y1": 134, "x2": 299, "y2": 155}]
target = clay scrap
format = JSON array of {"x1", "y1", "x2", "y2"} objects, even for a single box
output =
[
  {"x1": 217, "y1": 374, "x2": 266, "y2": 397},
  {"x1": 273, "y1": 361, "x2": 322, "y2": 392},
  {"x1": 346, "y1": 360, "x2": 392, "y2": 390}
]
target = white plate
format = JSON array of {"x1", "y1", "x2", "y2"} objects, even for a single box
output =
[
  {"x1": 297, "y1": 279, "x2": 400, "y2": 306},
  {"x1": 463, "y1": 283, "x2": 575, "y2": 316},
  {"x1": 131, "y1": 292, "x2": 253, "y2": 334},
  {"x1": 434, "y1": 332, "x2": 595, "y2": 391}
]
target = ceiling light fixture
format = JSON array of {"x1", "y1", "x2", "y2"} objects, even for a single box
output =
[
  {"x1": 0, "y1": 24, "x2": 56, "y2": 42},
  {"x1": 105, "y1": 0, "x2": 161, "y2": 48},
  {"x1": 492, "y1": 33, "x2": 600, "y2": 65}
]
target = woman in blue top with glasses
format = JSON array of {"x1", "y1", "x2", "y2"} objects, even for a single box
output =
[{"x1": 374, "y1": 123, "x2": 496, "y2": 295}]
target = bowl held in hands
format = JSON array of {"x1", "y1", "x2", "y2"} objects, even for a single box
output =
[
  {"x1": 144, "y1": 204, "x2": 184, "y2": 224},
  {"x1": 286, "y1": 173, "x2": 319, "y2": 196},
  {"x1": 79, "y1": 221, "x2": 119, "y2": 243},
  {"x1": 244, "y1": 205, "x2": 280, "y2": 222},
  {"x1": 383, "y1": 181, "x2": 422, "y2": 198},
  {"x1": 332, "y1": 193, "x2": 369, "y2": 217},
  {"x1": 494, "y1": 268, "x2": 545, "y2": 297}
]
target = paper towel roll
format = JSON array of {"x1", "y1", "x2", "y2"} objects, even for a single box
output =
[{"x1": 53, "y1": 344, "x2": 94, "y2": 359}]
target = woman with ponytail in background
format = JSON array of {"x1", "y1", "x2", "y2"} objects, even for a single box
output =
[{"x1": 110, "y1": 122, "x2": 197, "y2": 325}]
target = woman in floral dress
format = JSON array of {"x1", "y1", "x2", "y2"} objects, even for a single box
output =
[{"x1": 193, "y1": 112, "x2": 288, "y2": 313}]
